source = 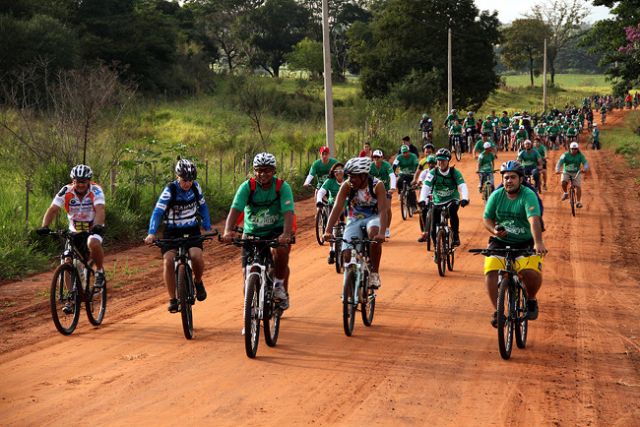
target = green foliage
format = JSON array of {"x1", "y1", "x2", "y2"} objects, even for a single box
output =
[
  {"x1": 285, "y1": 38, "x2": 324, "y2": 78},
  {"x1": 501, "y1": 19, "x2": 552, "y2": 86},
  {"x1": 605, "y1": 110, "x2": 640, "y2": 170},
  {"x1": 389, "y1": 68, "x2": 443, "y2": 109}
]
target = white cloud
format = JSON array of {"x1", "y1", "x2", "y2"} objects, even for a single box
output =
[{"x1": 474, "y1": 0, "x2": 612, "y2": 24}]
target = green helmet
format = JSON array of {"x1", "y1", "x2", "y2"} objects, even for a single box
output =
[
  {"x1": 422, "y1": 113, "x2": 428, "y2": 119},
  {"x1": 400, "y1": 144, "x2": 409, "y2": 153},
  {"x1": 426, "y1": 155, "x2": 436, "y2": 164}
]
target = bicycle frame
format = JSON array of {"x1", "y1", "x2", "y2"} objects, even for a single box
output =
[
  {"x1": 342, "y1": 241, "x2": 372, "y2": 308},
  {"x1": 243, "y1": 246, "x2": 272, "y2": 320}
]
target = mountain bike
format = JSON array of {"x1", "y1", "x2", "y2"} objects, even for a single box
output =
[
  {"x1": 451, "y1": 135, "x2": 463, "y2": 161},
  {"x1": 499, "y1": 128, "x2": 510, "y2": 151},
  {"x1": 315, "y1": 203, "x2": 329, "y2": 245},
  {"x1": 478, "y1": 171, "x2": 496, "y2": 204},
  {"x1": 568, "y1": 171, "x2": 581, "y2": 217},
  {"x1": 331, "y1": 218, "x2": 346, "y2": 274},
  {"x1": 469, "y1": 247, "x2": 535, "y2": 360},
  {"x1": 229, "y1": 236, "x2": 292, "y2": 358},
  {"x1": 465, "y1": 128, "x2": 475, "y2": 154},
  {"x1": 40, "y1": 230, "x2": 106, "y2": 335},
  {"x1": 419, "y1": 195, "x2": 433, "y2": 252},
  {"x1": 399, "y1": 179, "x2": 417, "y2": 220},
  {"x1": 329, "y1": 228, "x2": 377, "y2": 337},
  {"x1": 433, "y1": 200, "x2": 458, "y2": 277},
  {"x1": 152, "y1": 232, "x2": 217, "y2": 339}
]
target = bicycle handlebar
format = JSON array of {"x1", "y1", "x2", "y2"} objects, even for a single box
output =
[
  {"x1": 469, "y1": 248, "x2": 536, "y2": 257},
  {"x1": 152, "y1": 230, "x2": 219, "y2": 248}
]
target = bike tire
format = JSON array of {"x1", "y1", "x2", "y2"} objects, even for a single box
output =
[
  {"x1": 570, "y1": 187, "x2": 576, "y2": 217},
  {"x1": 400, "y1": 192, "x2": 408, "y2": 221},
  {"x1": 436, "y1": 228, "x2": 446, "y2": 277},
  {"x1": 315, "y1": 209, "x2": 326, "y2": 246},
  {"x1": 455, "y1": 142, "x2": 462, "y2": 161},
  {"x1": 85, "y1": 268, "x2": 107, "y2": 326},
  {"x1": 515, "y1": 283, "x2": 529, "y2": 349},
  {"x1": 177, "y1": 264, "x2": 194, "y2": 340},
  {"x1": 263, "y1": 296, "x2": 281, "y2": 348},
  {"x1": 446, "y1": 231, "x2": 455, "y2": 272},
  {"x1": 343, "y1": 268, "x2": 357, "y2": 336},
  {"x1": 244, "y1": 274, "x2": 261, "y2": 358},
  {"x1": 361, "y1": 273, "x2": 375, "y2": 327},
  {"x1": 50, "y1": 264, "x2": 80, "y2": 335},
  {"x1": 483, "y1": 182, "x2": 492, "y2": 204},
  {"x1": 334, "y1": 240, "x2": 343, "y2": 274},
  {"x1": 497, "y1": 278, "x2": 514, "y2": 360},
  {"x1": 425, "y1": 208, "x2": 433, "y2": 252}
]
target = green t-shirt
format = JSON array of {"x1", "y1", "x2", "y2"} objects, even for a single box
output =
[
  {"x1": 450, "y1": 124, "x2": 463, "y2": 135},
  {"x1": 423, "y1": 167, "x2": 465, "y2": 204},
  {"x1": 393, "y1": 153, "x2": 419, "y2": 175},
  {"x1": 484, "y1": 186, "x2": 541, "y2": 244},
  {"x1": 320, "y1": 177, "x2": 342, "y2": 205},
  {"x1": 482, "y1": 120, "x2": 494, "y2": 133},
  {"x1": 231, "y1": 178, "x2": 295, "y2": 237},
  {"x1": 444, "y1": 114, "x2": 458, "y2": 127},
  {"x1": 546, "y1": 125, "x2": 559, "y2": 136},
  {"x1": 463, "y1": 118, "x2": 476, "y2": 128},
  {"x1": 370, "y1": 160, "x2": 394, "y2": 190},
  {"x1": 557, "y1": 151, "x2": 587, "y2": 173},
  {"x1": 534, "y1": 125, "x2": 546, "y2": 136},
  {"x1": 499, "y1": 116, "x2": 510, "y2": 128},
  {"x1": 515, "y1": 129, "x2": 528, "y2": 141},
  {"x1": 309, "y1": 158, "x2": 338, "y2": 188},
  {"x1": 566, "y1": 127, "x2": 577, "y2": 136},
  {"x1": 592, "y1": 128, "x2": 600, "y2": 141},
  {"x1": 474, "y1": 139, "x2": 496, "y2": 152},
  {"x1": 517, "y1": 149, "x2": 541, "y2": 167},
  {"x1": 535, "y1": 145, "x2": 547, "y2": 158},
  {"x1": 478, "y1": 152, "x2": 496, "y2": 172}
]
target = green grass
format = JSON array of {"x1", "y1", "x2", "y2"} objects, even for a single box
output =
[
  {"x1": 601, "y1": 111, "x2": 640, "y2": 171},
  {"x1": 504, "y1": 74, "x2": 611, "y2": 93}
]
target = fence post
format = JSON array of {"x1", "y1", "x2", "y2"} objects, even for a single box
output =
[
  {"x1": 25, "y1": 179, "x2": 30, "y2": 229},
  {"x1": 110, "y1": 168, "x2": 117, "y2": 195}
]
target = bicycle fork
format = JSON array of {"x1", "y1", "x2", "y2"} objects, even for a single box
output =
[{"x1": 244, "y1": 263, "x2": 267, "y2": 319}]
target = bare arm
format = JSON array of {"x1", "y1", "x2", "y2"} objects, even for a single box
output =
[
  {"x1": 42, "y1": 205, "x2": 60, "y2": 228},
  {"x1": 324, "y1": 182, "x2": 350, "y2": 235},
  {"x1": 375, "y1": 183, "x2": 387, "y2": 238},
  {"x1": 224, "y1": 208, "x2": 242, "y2": 235},
  {"x1": 528, "y1": 216, "x2": 547, "y2": 254},
  {"x1": 94, "y1": 204, "x2": 105, "y2": 226},
  {"x1": 282, "y1": 211, "x2": 293, "y2": 237}
]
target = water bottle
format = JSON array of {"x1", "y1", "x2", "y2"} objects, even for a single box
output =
[{"x1": 74, "y1": 259, "x2": 87, "y2": 291}]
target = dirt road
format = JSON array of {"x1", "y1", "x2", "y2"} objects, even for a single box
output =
[{"x1": 1, "y1": 110, "x2": 639, "y2": 426}]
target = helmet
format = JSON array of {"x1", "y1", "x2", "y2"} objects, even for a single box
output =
[
  {"x1": 483, "y1": 142, "x2": 492, "y2": 149},
  {"x1": 70, "y1": 164, "x2": 93, "y2": 180},
  {"x1": 426, "y1": 155, "x2": 436, "y2": 164},
  {"x1": 514, "y1": 111, "x2": 521, "y2": 116},
  {"x1": 400, "y1": 144, "x2": 409, "y2": 153},
  {"x1": 519, "y1": 125, "x2": 525, "y2": 130},
  {"x1": 523, "y1": 139, "x2": 532, "y2": 146},
  {"x1": 175, "y1": 159, "x2": 197, "y2": 180},
  {"x1": 486, "y1": 115, "x2": 492, "y2": 119},
  {"x1": 253, "y1": 152, "x2": 277, "y2": 168},
  {"x1": 319, "y1": 146, "x2": 330, "y2": 155},
  {"x1": 467, "y1": 111, "x2": 473, "y2": 116},
  {"x1": 451, "y1": 109, "x2": 457, "y2": 114},
  {"x1": 593, "y1": 123, "x2": 598, "y2": 127},
  {"x1": 435, "y1": 148, "x2": 451, "y2": 161},
  {"x1": 570, "y1": 142, "x2": 579, "y2": 149},
  {"x1": 500, "y1": 160, "x2": 524, "y2": 176},
  {"x1": 422, "y1": 113, "x2": 428, "y2": 119},
  {"x1": 423, "y1": 143, "x2": 434, "y2": 151},
  {"x1": 372, "y1": 149, "x2": 384, "y2": 158},
  {"x1": 344, "y1": 157, "x2": 371, "y2": 175}
]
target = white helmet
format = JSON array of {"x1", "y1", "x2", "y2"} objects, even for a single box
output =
[
  {"x1": 175, "y1": 159, "x2": 197, "y2": 180},
  {"x1": 70, "y1": 164, "x2": 93, "y2": 180},
  {"x1": 519, "y1": 125, "x2": 525, "y2": 130},
  {"x1": 570, "y1": 142, "x2": 579, "y2": 149},
  {"x1": 372, "y1": 149, "x2": 384, "y2": 158},
  {"x1": 523, "y1": 139, "x2": 532, "y2": 146},
  {"x1": 344, "y1": 157, "x2": 372, "y2": 175},
  {"x1": 253, "y1": 152, "x2": 276, "y2": 168},
  {"x1": 593, "y1": 123, "x2": 598, "y2": 127},
  {"x1": 483, "y1": 142, "x2": 492, "y2": 149}
]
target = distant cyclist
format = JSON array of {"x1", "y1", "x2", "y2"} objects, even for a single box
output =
[
  {"x1": 397, "y1": 135, "x2": 419, "y2": 157},
  {"x1": 304, "y1": 146, "x2": 338, "y2": 189},
  {"x1": 556, "y1": 142, "x2": 589, "y2": 208},
  {"x1": 393, "y1": 144, "x2": 419, "y2": 211},
  {"x1": 370, "y1": 149, "x2": 396, "y2": 238},
  {"x1": 144, "y1": 159, "x2": 212, "y2": 313},
  {"x1": 517, "y1": 140, "x2": 543, "y2": 191},
  {"x1": 317, "y1": 162, "x2": 345, "y2": 264},
  {"x1": 477, "y1": 142, "x2": 496, "y2": 193},
  {"x1": 591, "y1": 123, "x2": 600, "y2": 150},
  {"x1": 533, "y1": 138, "x2": 548, "y2": 190},
  {"x1": 419, "y1": 113, "x2": 434, "y2": 142}
]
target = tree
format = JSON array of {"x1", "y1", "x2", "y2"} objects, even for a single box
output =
[
  {"x1": 348, "y1": 0, "x2": 501, "y2": 109},
  {"x1": 285, "y1": 38, "x2": 324, "y2": 78},
  {"x1": 525, "y1": 0, "x2": 589, "y2": 84},
  {"x1": 501, "y1": 19, "x2": 552, "y2": 87}
]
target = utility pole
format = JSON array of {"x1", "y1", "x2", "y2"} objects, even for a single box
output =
[
  {"x1": 543, "y1": 38, "x2": 548, "y2": 112},
  {"x1": 447, "y1": 27, "x2": 453, "y2": 114},
  {"x1": 321, "y1": 0, "x2": 336, "y2": 154}
]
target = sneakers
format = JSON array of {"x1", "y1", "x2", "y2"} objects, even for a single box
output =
[
  {"x1": 327, "y1": 250, "x2": 335, "y2": 265},
  {"x1": 94, "y1": 271, "x2": 106, "y2": 289},
  {"x1": 167, "y1": 298, "x2": 179, "y2": 313},
  {"x1": 491, "y1": 311, "x2": 498, "y2": 328},
  {"x1": 527, "y1": 299, "x2": 539, "y2": 320},
  {"x1": 561, "y1": 193, "x2": 568, "y2": 201},
  {"x1": 417, "y1": 234, "x2": 429, "y2": 243},
  {"x1": 576, "y1": 202, "x2": 583, "y2": 208},
  {"x1": 195, "y1": 281, "x2": 207, "y2": 301},
  {"x1": 385, "y1": 228, "x2": 391, "y2": 238},
  {"x1": 62, "y1": 302, "x2": 74, "y2": 315},
  {"x1": 452, "y1": 235, "x2": 461, "y2": 247},
  {"x1": 369, "y1": 272, "x2": 381, "y2": 289},
  {"x1": 273, "y1": 285, "x2": 289, "y2": 310}
]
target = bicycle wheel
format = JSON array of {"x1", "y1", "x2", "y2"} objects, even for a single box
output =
[
  {"x1": 176, "y1": 264, "x2": 194, "y2": 340},
  {"x1": 515, "y1": 282, "x2": 529, "y2": 349},
  {"x1": 408, "y1": 194, "x2": 414, "y2": 218},
  {"x1": 483, "y1": 182, "x2": 492, "y2": 203},
  {"x1": 50, "y1": 264, "x2": 81, "y2": 335},
  {"x1": 436, "y1": 228, "x2": 446, "y2": 277},
  {"x1": 446, "y1": 232, "x2": 455, "y2": 272},
  {"x1": 244, "y1": 275, "x2": 261, "y2": 358},
  {"x1": 570, "y1": 187, "x2": 576, "y2": 217},
  {"x1": 334, "y1": 240, "x2": 343, "y2": 274},
  {"x1": 315, "y1": 209, "x2": 326, "y2": 246},
  {"x1": 455, "y1": 141, "x2": 462, "y2": 161},
  {"x1": 264, "y1": 290, "x2": 281, "y2": 348},
  {"x1": 361, "y1": 273, "x2": 375, "y2": 327},
  {"x1": 496, "y1": 278, "x2": 514, "y2": 360},
  {"x1": 400, "y1": 191, "x2": 408, "y2": 220},
  {"x1": 85, "y1": 268, "x2": 107, "y2": 326},
  {"x1": 425, "y1": 208, "x2": 433, "y2": 252},
  {"x1": 343, "y1": 268, "x2": 357, "y2": 336}
]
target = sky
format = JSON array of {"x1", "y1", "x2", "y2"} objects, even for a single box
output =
[{"x1": 474, "y1": 0, "x2": 613, "y2": 24}]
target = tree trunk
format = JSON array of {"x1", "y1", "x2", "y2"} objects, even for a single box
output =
[
  {"x1": 550, "y1": 62, "x2": 556, "y2": 85},
  {"x1": 529, "y1": 54, "x2": 535, "y2": 87},
  {"x1": 273, "y1": 64, "x2": 280, "y2": 78}
]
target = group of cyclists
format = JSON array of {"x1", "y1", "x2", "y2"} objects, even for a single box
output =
[{"x1": 35, "y1": 98, "x2": 606, "y2": 342}]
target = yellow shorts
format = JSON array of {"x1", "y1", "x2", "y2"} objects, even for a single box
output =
[{"x1": 483, "y1": 255, "x2": 543, "y2": 275}]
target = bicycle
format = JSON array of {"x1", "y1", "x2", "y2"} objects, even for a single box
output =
[
  {"x1": 469, "y1": 246, "x2": 535, "y2": 360},
  {"x1": 419, "y1": 195, "x2": 434, "y2": 252},
  {"x1": 331, "y1": 218, "x2": 346, "y2": 274},
  {"x1": 432, "y1": 200, "x2": 458, "y2": 277},
  {"x1": 315, "y1": 202, "x2": 329, "y2": 246},
  {"x1": 229, "y1": 236, "x2": 292, "y2": 358},
  {"x1": 524, "y1": 168, "x2": 541, "y2": 193},
  {"x1": 568, "y1": 171, "x2": 581, "y2": 217},
  {"x1": 41, "y1": 230, "x2": 106, "y2": 336},
  {"x1": 451, "y1": 135, "x2": 463, "y2": 161},
  {"x1": 329, "y1": 227, "x2": 377, "y2": 337},
  {"x1": 478, "y1": 171, "x2": 496, "y2": 204},
  {"x1": 399, "y1": 181, "x2": 418, "y2": 221},
  {"x1": 152, "y1": 231, "x2": 217, "y2": 339},
  {"x1": 499, "y1": 129, "x2": 510, "y2": 151}
]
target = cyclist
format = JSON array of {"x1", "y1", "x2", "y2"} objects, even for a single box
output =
[
  {"x1": 144, "y1": 159, "x2": 212, "y2": 312},
  {"x1": 533, "y1": 138, "x2": 548, "y2": 190},
  {"x1": 482, "y1": 160, "x2": 548, "y2": 327},
  {"x1": 303, "y1": 146, "x2": 338, "y2": 189},
  {"x1": 324, "y1": 157, "x2": 387, "y2": 289},
  {"x1": 498, "y1": 111, "x2": 511, "y2": 149},
  {"x1": 359, "y1": 142, "x2": 372, "y2": 158},
  {"x1": 477, "y1": 142, "x2": 496, "y2": 193},
  {"x1": 566, "y1": 122, "x2": 579, "y2": 144},
  {"x1": 37, "y1": 164, "x2": 107, "y2": 291},
  {"x1": 413, "y1": 143, "x2": 436, "y2": 183},
  {"x1": 418, "y1": 148, "x2": 469, "y2": 248},
  {"x1": 419, "y1": 113, "x2": 434, "y2": 142},
  {"x1": 449, "y1": 118, "x2": 464, "y2": 152},
  {"x1": 546, "y1": 121, "x2": 560, "y2": 149},
  {"x1": 517, "y1": 139, "x2": 543, "y2": 191},
  {"x1": 417, "y1": 155, "x2": 437, "y2": 243},
  {"x1": 393, "y1": 144, "x2": 419, "y2": 207},
  {"x1": 317, "y1": 162, "x2": 345, "y2": 264},
  {"x1": 556, "y1": 142, "x2": 589, "y2": 208},
  {"x1": 222, "y1": 153, "x2": 295, "y2": 309},
  {"x1": 444, "y1": 108, "x2": 459, "y2": 128},
  {"x1": 600, "y1": 104, "x2": 607, "y2": 125},
  {"x1": 397, "y1": 135, "x2": 420, "y2": 157},
  {"x1": 464, "y1": 111, "x2": 477, "y2": 150},
  {"x1": 474, "y1": 135, "x2": 496, "y2": 159},
  {"x1": 514, "y1": 125, "x2": 529, "y2": 151},
  {"x1": 591, "y1": 123, "x2": 600, "y2": 150},
  {"x1": 371, "y1": 149, "x2": 396, "y2": 238}
]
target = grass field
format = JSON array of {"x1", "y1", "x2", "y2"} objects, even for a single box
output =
[
  {"x1": 504, "y1": 74, "x2": 611, "y2": 93},
  {"x1": 601, "y1": 110, "x2": 640, "y2": 173}
]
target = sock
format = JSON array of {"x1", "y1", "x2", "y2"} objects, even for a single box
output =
[
  {"x1": 97, "y1": 268, "x2": 104, "y2": 274},
  {"x1": 274, "y1": 279, "x2": 285, "y2": 288}
]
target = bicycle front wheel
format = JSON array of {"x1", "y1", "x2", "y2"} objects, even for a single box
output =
[
  {"x1": 315, "y1": 209, "x2": 326, "y2": 245},
  {"x1": 343, "y1": 268, "x2": 357, "y2": 336},
  {"x1": 425, "y1": 209, "x2": 433, "y2": 252},
  {"x1": 244, "y1": 275, "x2": 261, "y2": 358},
  {"x1": 334, "y1": 240, "x2": 343, "y2": 274},
  {"x1": 515, "y1": 283, "x2": 529, "y2": 349},
  {"x1": 264, "y1": 294, "x2": 281, "y2": 348},
  {"x1": 50, "y1": 264, "x2": 80, "y2": 335},
  {"x1": 570, "y1": 187, "x2": 576, "y2": 217},
  {"x1": 496, "y1": 278, "x2": 514, "y2": 360},
  {"x1": 361, "y1": 273, "x2": 375, "y2": 327},
  {"x1": 85, "y1": 268, "x2": 107, "y2": 326},
  {"x1": 436, "y1": 228, "x2": 446, "y2": 277},
  {"x1": 446, "y1": 230, "x2": 455, "y2": 272},
  {"x1": 177, "y1": 264, "x2": 194, "y2": 340},
  {"x1": 455, "y1": 142, "x2": 462, "y2": 161},
  {"x1": 400, "y1": 192, "x2": 408, "y2": 220}
]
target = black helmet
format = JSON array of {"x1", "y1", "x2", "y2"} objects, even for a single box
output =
[
  {"x1": 435, "y1": 148, "x2": 451, "y2": 161},
  {"x1": 175, "y1": 159, "x2": 197, "y2": 181},
  {"x1": 70, "y1": 164, "x2": 93, "y2": 180}
]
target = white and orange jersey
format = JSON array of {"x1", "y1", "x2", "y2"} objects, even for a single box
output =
[{"x1": 51, "y1": 183, "x2": 106, "y2": 232}]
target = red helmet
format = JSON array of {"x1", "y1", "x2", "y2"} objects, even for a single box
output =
[{"x1": 319, "y1": 146, "x2": 330, "y2": 155}]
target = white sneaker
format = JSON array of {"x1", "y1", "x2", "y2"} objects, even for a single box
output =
[
  {"x1": 385, "y1": 229, "x2": 390, "y2": 238},
  {"x1": 561, "y1": 193, "x2": 568, "y2": 201},
  {"x1": 273, "y1": 285, "x2": 289, "y2": 310},
  {"x1": 369, "y1": 273, "x2": 381, "y2": 289}
]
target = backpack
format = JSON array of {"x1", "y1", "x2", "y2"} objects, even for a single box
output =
[
  {"x1": 235, "y1": 178, "x2": 297, "y2": 232},
  {"x1": 432, "y1": 166, "x2": 458, "y2": 188}
]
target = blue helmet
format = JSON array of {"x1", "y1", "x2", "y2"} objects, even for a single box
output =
[{"x1": 500, "y1": 160, "x2": 524, "y2": 176}]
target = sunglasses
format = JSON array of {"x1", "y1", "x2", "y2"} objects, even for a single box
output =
[{"x1": 75, "y1": 179, "x2": 89, "y2": 184}]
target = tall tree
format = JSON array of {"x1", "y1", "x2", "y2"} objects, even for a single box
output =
[
  {"x1": 501, "y1": 19, "x2": 552, "y2": 87},
  {"x1": 525, "y1": 0, "x2": 589, "y2": 84}
]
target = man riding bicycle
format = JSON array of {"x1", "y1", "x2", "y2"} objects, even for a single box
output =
[
  {"x1": 418, "y1": 148, "x2": 469, "y2": 248},
  {"x1": 38, "y1": 164, "x2": 107, "y2": 291},
  {"x1": 482, "y1": 160, "x2": 548, "y2": 327},
  {"x1": 304, "y1": 146, "x2": 338, "y2": 189},
  {"x1": 324, "y1": 157, "x2": 387, "y2": 289},
  {"x1": 591, "y1": 123, "x2": 601, "y2": 150},
  {"x1": 477, "y1": 142, "x2": 496, "y2": 193},
  {"x1": 556, "y1": 142, "x2": 589, "y2": 208},
  {"x1": 393, "y1": 144, "x2": 419, "y2": 211},
  {"x1": 533, "y1": 138, "x2": 548, "y2": 190},
  {"x1": 449, "y1": 118, "x2": 464, "y2": 152},
  {"x1": 370, "y1": 149, "x2": 396, "y2": 238},
  {"x1": 144, "y1": 159, "x2": 213, "y2": 313},
  {"x1": 222, "y1": 153, "x2": 295, "y2": 310},
  {"x1": 517, "y1": 140, "x2": 543, "y2": 191},
  {"x1": 317, "y1": 162, "x2": 345, "y2": 264},
  {"x1": 419, "y1": 113, "x2": 433, "y2": 142}
]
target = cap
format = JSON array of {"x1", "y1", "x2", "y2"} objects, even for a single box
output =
[
  {"x1": 400, "y1": 145, "x2": 409, "y2": 153},
  {"x1": 319, "y1": 146, "x2": 330, "y2": 155},
  {"x1": 483, "y1": 142, "x2": 492, "y2": 149},
  {"x1": 570, "y1": 142, "x2": 579, "y2": 149}
]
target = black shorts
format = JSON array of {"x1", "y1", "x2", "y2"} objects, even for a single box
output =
[
  {"x1": 161, "y1": 227, "x2": 202, "y2": 255},
  {"x1": 487, "y1": 236, "x2": 534, "y2": 250},
  {"x1": 71, "y1": 232, "x2": 91, "y2": 259}
]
